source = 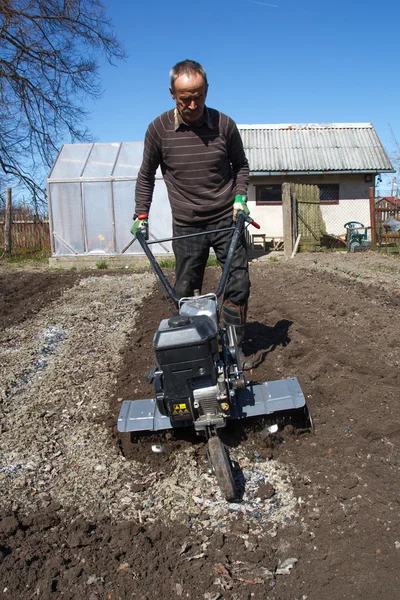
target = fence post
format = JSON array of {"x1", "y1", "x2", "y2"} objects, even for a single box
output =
[
  {"x1": 4, "y1": 187, "x2": 12, "y2": 255},
  {"x1": 282, "y1": 182, "x2": 293, "y2": 258},
  {"x1": 369, "y1": 186, "x2": 376, "y2": 250}
]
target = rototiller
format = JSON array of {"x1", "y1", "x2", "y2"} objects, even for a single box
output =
[{"x1": 118, "y1": 212, "x2": 309, "y2": 501}]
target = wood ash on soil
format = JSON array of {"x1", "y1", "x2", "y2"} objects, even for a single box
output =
[
  {"x1": 119, "y1": 443, "x2": 300, "y2": 536},
  {"x1": 0, "y1": 271, "x2": 303, "y2": 542}
]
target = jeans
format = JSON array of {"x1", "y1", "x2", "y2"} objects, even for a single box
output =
[{"x1": 172, "y1": 216, "x2": 250, "y2": 305}]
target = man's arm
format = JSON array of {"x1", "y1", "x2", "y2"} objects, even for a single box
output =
[
  {"x1": 133, "y1": 122, "x2": 161, "y2": 218},
  {"x1": 226, "y1": 118, "x2": 249, "y2": 195}
]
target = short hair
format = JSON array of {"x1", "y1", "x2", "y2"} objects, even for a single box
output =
[{"x1": 169, "y1": 59, "x2": 208, "y2": 91}]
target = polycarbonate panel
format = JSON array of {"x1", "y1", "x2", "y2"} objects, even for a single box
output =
[
  {"x1": 83, "y1": 143, "x2": 121, "y2": 178},
  {"x1": 82, "y1": 182, "x2": 115, "y2": 254},
  {"x1": 112, "y1": 142, "x2": 144, "y2": 178},
  {"x1": 148, "y1": 180, "x2": 173, "y2": 253},
  {"x1": 49, "y1": 144, "x2": 92, "y2": 179},
  {"x1": 113, "y1": 180, "x2": 140, "y2": 253},
  {"x1": 113, "y1": 179, "x2": 172, "y2": 254},
  {"x1": 49, "y1": 182, "x2": 84, "y2": 254}
]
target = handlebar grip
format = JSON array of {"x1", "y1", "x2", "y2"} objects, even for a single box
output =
[{"x1": 245, "y1": 215, "x2": 261, "y2": 229}]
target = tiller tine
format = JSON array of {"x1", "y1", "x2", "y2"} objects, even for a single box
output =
[{"x1": 117, "y1": 377, "x2": 306, "y2": 434}]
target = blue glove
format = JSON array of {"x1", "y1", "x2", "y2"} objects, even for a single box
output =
[
  {"x1": 130, "y1": 214, "x2": 148, "y2": 240},
  {"x1": 233, "y1": 195, "x2": 250, "y2": 222}
]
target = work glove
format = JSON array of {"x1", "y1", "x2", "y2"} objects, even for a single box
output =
[
  {"x1": 130, "y1": 214, "x2": 148, "y2": 240},
  {"x1": 233, "y1": 195, "x2": 250, "y2": 222}
]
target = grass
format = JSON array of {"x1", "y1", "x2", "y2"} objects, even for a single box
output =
[
  {"x1": 298, "y1": 244, "x2": 315, "y2": 253},
  {"x1": 323, "y1": 247, "x2": 348, "y2": 253},
  {"x1": 378, "y1": 247, "x2": 400, "y2": 257},
  {"x1": 156, "y1": 256, "x2": 219, "y2": 269},
  {"x1": 206, "y1": 256, "x2": 219, "y2": 267},
  {"x1": 2, "y1": 247, "x2": 51, "y2": 262},
  {"x1": 4, "y1": 255, "x2": 48, "y2": 264},
  {"x1": 96, "y1": 260, "x2": 108, "y2": 269},
  {"x1": 157, "y1": 258, "x2": 176, "y2": 269},
  {"x1": 333, "y1": 266, "x2": 361, "y2": 278}
]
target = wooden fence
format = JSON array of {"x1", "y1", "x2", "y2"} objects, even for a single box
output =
[
  {"x1": 374, "y1": 195, "x2": 400, "y2": 250},
  {"x1": 0, "y1": 220, "x2": 51, "y2": 254}
]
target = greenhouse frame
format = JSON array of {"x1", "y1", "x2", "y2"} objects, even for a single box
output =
[{"x1": 47, "y1": 142, "x2": 172, "y2": 258}]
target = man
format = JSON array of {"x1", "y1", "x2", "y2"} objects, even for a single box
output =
[{"x1": 132, "y1": 59, "x2": 252, "y2": 366}]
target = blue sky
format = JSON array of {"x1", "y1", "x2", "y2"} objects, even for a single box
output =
[{"x1": 87, "y1": 0, "x2": 399, "y2": 192}]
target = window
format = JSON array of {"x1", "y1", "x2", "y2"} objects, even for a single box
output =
[
  {"x1": 256, "y1": 185, "x2": 282, "y2": 205},
  {"x1": 255, "y1": 183, "x2": 340, "y2": 205},
  {"x1": 319, "y1": 184, "x2": 339, "y2": 204}
]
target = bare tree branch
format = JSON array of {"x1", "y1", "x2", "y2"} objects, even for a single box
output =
[{"x1": 0, "y1": 0, "x2": 126, "y2": 205}]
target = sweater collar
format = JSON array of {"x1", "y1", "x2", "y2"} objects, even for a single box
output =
[{"x1": 174, "y1": 107, "x2": 213, "y2": 130}]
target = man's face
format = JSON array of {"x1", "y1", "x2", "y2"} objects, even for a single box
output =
[{"x1": 170, "y1": 72, "x2": 208, "y2": 125}]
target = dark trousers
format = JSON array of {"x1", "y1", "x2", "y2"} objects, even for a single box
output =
[{"x1": 172, "y1": 217, "x2": 250, "y2": 306}]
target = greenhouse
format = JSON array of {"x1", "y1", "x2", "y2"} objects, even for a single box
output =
[{"x1": 47, "y1": 142, "x2": 172, "y2": 258}]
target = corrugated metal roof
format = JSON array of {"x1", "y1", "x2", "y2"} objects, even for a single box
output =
[{"x1": 237, "y1": 123, "x2": 394, "y2": 174}]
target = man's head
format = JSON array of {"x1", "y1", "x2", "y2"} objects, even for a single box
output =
[{"x1": 169, "y1": 59, "x2": 208, "y2": 125}]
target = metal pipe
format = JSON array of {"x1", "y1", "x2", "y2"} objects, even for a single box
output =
[
  {"x1": 369, "y1": 186, "x2": 377, "y2": 250},
  {"x1": 121, "y1": 236, "x2": 135, "y2": 254},
  {"x1": 111, "y1": 142, "x2": 123, "y2": 177},
  {"x1": 122, "y1": 226, "x2": 236, "y2": 253},
  {"x1": 47, "y1": 182, "x2": 55, "y2": 255},
  {"x1": 110, "y1": 181, "x2": 117, "y2": 253},
  {"x1": 136, "y1": 229, "x2": 179, "y2": 306},
  {"x1": 146, "y1": 226, "x2": 235, "y2": 245},
  {"x1": 121, "y1": 230, "x2": 173, "y2": 254},
  {"x1": 215, "y1": 213, "x2": 246, "y2": 299},
  {"x1": 52, "y1": 232, "x2": 79, "y2": 255},
  {"x1": 47, "y1": 176, "x2": 164, "y2": 183},
  {"x1": 80, "y1": 182, "x2": 87, "y2": 253},
  {"x1": 80, "y1": 143, "x2": 94, "y2": 177},
  {"x1": 134, "y1": 213, "x2": 248, "y2": 305}
]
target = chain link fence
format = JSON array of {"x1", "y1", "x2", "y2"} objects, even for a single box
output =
[{"x1": 290, "y1": 184, "x2": 373, "y2": 251}]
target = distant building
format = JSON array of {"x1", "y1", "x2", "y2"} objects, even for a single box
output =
[{"x1": 375, "y1": 196, "x2": 400, "y2": 209}]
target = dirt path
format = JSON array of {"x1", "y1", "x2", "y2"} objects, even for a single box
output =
[{"x1": 0, "y1": 252, "x2": 399, "y2": 600}]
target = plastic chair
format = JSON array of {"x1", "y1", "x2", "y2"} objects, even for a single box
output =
[{"x1": 344, "y1": 221, "x2": 368, "y2": 252}]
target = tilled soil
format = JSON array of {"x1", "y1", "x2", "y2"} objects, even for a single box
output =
[{"x1": 0, "y1": 252, "x2": 399, "y2": 600}]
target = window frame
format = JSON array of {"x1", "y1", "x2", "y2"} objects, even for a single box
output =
[
  {"x1": 255, "y1": 184, "x2": 282, "y2": 206},
  {"x1": 255, "y1": 183, "x2": 340, "y2": 206},
  {"x1": 318, "y1": 184, "x2": 340, "y2": 205}
]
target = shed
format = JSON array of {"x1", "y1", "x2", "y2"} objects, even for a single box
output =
[{"x1": 240, "y1": 123, "x2": 394, "y2": 239}]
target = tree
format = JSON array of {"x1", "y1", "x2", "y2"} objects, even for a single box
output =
[{"x1": 0, "y1": 0, "x2": 125, "y2": 206}]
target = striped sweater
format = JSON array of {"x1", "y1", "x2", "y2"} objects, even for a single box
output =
[{"x1": 134, "y1": 107, "x2": 249, "y2": 226}]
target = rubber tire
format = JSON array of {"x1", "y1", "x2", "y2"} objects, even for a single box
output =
[
  {"x1": 207, "y1": 436, "x2": 237, "y2": 502},
  {"x1": 304, "y1": 404, "x2": 315, "y2": 434}
]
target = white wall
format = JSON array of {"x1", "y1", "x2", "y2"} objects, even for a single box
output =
[{"x1": 247, "y1": 174, "x2": 373, "y2": 238}]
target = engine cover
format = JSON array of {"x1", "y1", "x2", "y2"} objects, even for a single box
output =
[{"x1": 153, "y1": 315, "x2": 219, "y2": 421}]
